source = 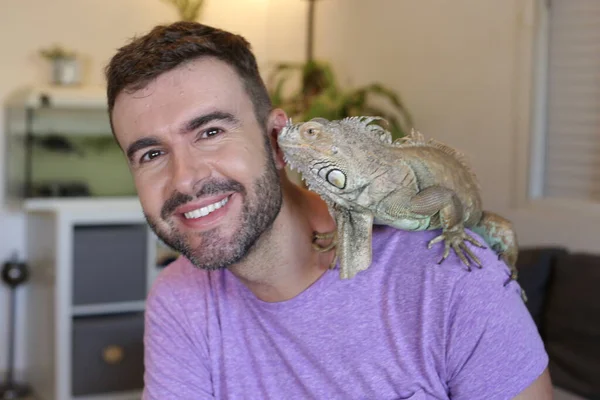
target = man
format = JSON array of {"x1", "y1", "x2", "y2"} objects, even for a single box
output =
[{"x1": 105, "y1": 21, "x2": 552, "y2": 399}]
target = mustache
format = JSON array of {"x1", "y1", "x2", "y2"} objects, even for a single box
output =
[{"x1": 161, "y1": 179, "x2": 246, "y2": 220}]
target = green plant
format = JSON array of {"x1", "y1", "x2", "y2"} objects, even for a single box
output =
[
  {"x1": 39, "y1": 45, "x2": 75, "y2": 60},
  {"x1": 162, "y1": 0, "x2": 205, "y2": 21},
  {"x1": 268, "y1": 60, "x2": 413, "y2": 140},
  {"x1": 269, "y1": 0, "x2": 412, "y2": 140}
]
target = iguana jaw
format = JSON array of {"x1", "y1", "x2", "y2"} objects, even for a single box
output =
[
  {"x1": 283, "y1": 153, "x2": 368, "y2": 212},
  {"x1": 278, "y1": 118, "x2": 367, "y2": 210}
]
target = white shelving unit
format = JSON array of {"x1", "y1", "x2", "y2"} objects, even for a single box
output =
[
  {"x1": 3, "y1": 86, "x2": 176, "y2": 399},
  {"x1": 23, "y1": 197, "x2": 167, "y2": 400}
]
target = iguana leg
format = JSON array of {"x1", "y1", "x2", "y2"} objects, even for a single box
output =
[
  {"x1": 410, "y1": 186, "x2": 486, "y2": 268},
  {"x1": 336, "y1": 209, "x2": 374, "y2": 279},
  {"x1": 470, "y1": 211, "x2": 520, "y2": 283},
  {"x1": 379, "y1": 185, "x2": 486, "y2": 269},
  {"x1": 471, "y1": 212, "x2": 527, "y2": 303},
  {"x1": 312, "y1": 231, "x2": 339, "y2": 269}
]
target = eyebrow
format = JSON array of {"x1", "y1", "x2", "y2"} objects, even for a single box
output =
[
  {"x1": 126, "y1": 136, "x2": 162, "y2": 163},
  {"x1": 181, "y1": 111, "x2": 239, "y2": 134},
  {"x1": 125, "y1": 111, "x2": 240, "y2": 163}
]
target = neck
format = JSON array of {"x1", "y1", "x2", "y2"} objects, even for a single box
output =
[{"x1": 228, "y1": 176, "x2": 336, "y2": 302}]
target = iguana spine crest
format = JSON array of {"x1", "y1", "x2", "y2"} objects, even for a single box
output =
[{"x1": 393, "y1": 128, "x2": 481, "y2": 192}]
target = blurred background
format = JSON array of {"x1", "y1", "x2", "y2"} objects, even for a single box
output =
[{"x1": 0, "y1": 0, "x2": 598, "y2": 399}]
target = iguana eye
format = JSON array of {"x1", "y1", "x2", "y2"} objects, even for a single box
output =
[
  {"x1": 301, "y1": 123, "x2": 321, "y2": 140},
  {"x1": 305, "y1": 127, "x2": 318, "y2": 137},
  {"x1": 326, "y1": 169, "x2": 346, "y2": 189}
]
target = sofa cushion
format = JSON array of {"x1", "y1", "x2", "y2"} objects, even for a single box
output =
[
  {"x1": 516, "y1": 247, "x2": 567, "y2": 332},
  {"x1": 543, "y1": 251, "x2": 600, "y2": 398}
]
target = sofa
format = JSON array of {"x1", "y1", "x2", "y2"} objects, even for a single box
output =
[{"x1": 516, "y1": 247, "x2": 600, "y2": 400}]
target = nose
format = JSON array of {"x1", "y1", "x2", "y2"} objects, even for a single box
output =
[
  {"x1": 277, "y1": 126, "x2": 288, "y2": 142},
  {"x1": 170, "y1": 147, "x2": 210, "y2": 195}
]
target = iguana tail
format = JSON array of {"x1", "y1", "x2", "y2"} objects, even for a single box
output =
[{"x1": 470, "y1": 211, "x2": 520, "y2": 285}]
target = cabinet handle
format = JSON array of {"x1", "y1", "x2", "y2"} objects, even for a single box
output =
[{"x1": 102, "y1": 345, "x2": 124, "y2": 365}]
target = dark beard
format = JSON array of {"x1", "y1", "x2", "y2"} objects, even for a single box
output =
[{"x1": 145, "y1": 146, "x2": 283, "y2": 271}]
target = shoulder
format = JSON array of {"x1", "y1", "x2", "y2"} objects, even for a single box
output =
[
  {"x1": 369, "y1": 225, "x2": 531, "y2": 327},
  {"x1": 369, "y1": 226, "x2": 548, "y2": 399},
  {"x1": 369, "y1": 225, "x2": 518, "y2": 296}
]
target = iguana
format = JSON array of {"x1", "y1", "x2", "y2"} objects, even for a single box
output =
[{"x1": 278, "y1": 116, "x2": 524, "y2": 300}]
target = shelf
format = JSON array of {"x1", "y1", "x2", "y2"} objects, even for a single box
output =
[
  {"x1": 23, "y1": 196, "x2": 145, "y2": 224},
  {"x1": 5, "y1": 84, "x2": 108, "y2": 109},
  {"x1": 24, "y1": 196, "x2": 140, "y2": 211},
  {"x1": 72, "y1": 301, "x2": 146, "y2": 317},
  {"x1": 73, "y1": 389, "x2": 142, "y2": 400}
]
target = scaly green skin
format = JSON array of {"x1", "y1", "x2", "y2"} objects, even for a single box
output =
[{"x1": 278, "y1": 116, "x2": 525, "y2": 301}]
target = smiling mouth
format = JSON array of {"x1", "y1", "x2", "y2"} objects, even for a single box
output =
[{"x1": 183, "y1": 195, "x2": 231, "y2": 219}]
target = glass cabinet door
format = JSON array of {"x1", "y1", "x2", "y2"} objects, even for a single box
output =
[{"x1": 5, "y1": 85, "x2": 137, "y2": 200}]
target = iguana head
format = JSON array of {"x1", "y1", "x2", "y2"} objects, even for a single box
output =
[{"x1": 277, "y1": 116, "x2": 392, "y2": 206}]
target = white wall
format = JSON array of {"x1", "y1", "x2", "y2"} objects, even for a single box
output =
[{"x1": 1, "y1": 0, "x2": 597, "y2": 380}]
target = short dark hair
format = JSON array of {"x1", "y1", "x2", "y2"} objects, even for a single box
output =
[{"x1": 104, "y1": 21, "x2": 272, "y2": 135}]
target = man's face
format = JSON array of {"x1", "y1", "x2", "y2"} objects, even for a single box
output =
[{"x1": 111, "y1": 57, "x2": 283, "y2": 270}]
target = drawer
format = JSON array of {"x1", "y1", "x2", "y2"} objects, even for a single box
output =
[
  {"x1": 71, "y1": 312, "x2": 145, "y2": 396},
  {"x1": 72, "y1": 224, "x2": 147, "y2": 305}
]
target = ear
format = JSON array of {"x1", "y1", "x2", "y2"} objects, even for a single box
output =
[{"x1": 266, "y1": 108, "x2": 289, "y2": 170}]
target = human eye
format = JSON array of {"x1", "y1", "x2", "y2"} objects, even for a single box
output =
[
  {"x1": 139, "y1": 149, "x2": 163, "y2": 164},
  {"x1": 198, "y1": 127, "x2": 224, "y2": 140}
]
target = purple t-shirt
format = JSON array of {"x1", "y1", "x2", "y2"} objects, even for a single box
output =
[{"x1": 143, "y1": 226, "x2": 548, "y2": 399}]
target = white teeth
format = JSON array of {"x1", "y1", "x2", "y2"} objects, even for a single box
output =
[{"x1": 183, "y1": 196, "x2": 230, "y2": 219}]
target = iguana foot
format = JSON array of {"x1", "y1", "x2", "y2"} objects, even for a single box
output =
[
  {"x1": 502, "y1": 270, "x2": 517, "y2": 287},
  {"x1": 506, "y1": 274, "x2": 528, "y2": 303},
  {"x1": 312, "y1": 231, "x2": 337, "y2": 252},
  {"x1": 427, "y1": 229, "x2": 486, "y2": 270},
  {"x1": 497, "y1": 253, "x2": 519, "y2": 280},
  {"x1": 327, "y1": 253, "x2": 338, "y2": 270},
  {"x1": 495, "y1": 252, "x2": 528, "y2": 303},
  {"x1": 311, "y1": 231, "x2": 338, "y2": 269},
  {"x1": 520, "y1": 289, "x2": 528, "y2": 303}
]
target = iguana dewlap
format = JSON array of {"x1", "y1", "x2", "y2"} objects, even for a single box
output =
[{"x1": 278, "y1": 116, "x2": 523, "y2": 299}]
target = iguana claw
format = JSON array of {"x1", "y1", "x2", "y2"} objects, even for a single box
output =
[
  {"x1": 327, "y1": 253, "x2": 338, "y2": 270},
  {"x1": 312, "y1": 231, "x2": 337, "y2": 252},
  {"x1": 312, "y1": 231, "x2": 338, "y2": 270},
  {"x1": 427, "y1": 229, "x2": 486, "y2": 270}
]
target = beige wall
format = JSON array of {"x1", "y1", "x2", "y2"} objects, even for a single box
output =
[
  {"x1": 272, "y1": 0, "x2": 530, "y2": 212},
  {"x1": 0, "y1": 0, "x2": 596, "y2": 378}
]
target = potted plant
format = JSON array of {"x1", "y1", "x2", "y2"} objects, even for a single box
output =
[
  {"x1": 39, "y1": 45, "x2": 80, "y2": 86},
  {"x1": 268, "y1": 60, "x2": 413, "y2": 141},
  {"x1": 161, "y1": 0, "x2": 205, "y2": 21},
  {"x1": 267, "y1": 0, "x2": 413, "y2": 140}
]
